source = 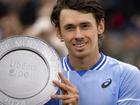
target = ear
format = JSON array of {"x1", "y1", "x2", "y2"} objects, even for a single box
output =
[
  {"x1": 97, "y1": 18, "x2": 105, "y2": 35},
  {"x1": 55, "y1": 27, "x2": 64, "y2": 42}
]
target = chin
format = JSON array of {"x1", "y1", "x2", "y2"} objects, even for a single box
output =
[{"x1": 74, "y1": 51, "x2": 89, "y2": 58}]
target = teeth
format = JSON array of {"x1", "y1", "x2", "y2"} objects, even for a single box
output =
[
  {"x1": 74, "y1": 43, "x2": 85, "y2": 47},
  {"x1": 72, "y1": 40, "x2": 88, "y2": 48},
  {"x1": 73, "y1": 42, "x2": 85, "y2": 45}
]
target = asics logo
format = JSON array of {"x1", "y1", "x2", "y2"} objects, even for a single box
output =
[{"x1": 101, "y1": 78, "x2": 112, "y2": 88}]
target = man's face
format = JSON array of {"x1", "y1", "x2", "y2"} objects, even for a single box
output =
[{"x1": 57, "y1": 9, "x2": 104, "y2": 58}]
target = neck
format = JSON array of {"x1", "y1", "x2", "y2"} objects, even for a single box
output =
[{"x1": 68, "y1": 52, "x2": 101, "y2": 71}]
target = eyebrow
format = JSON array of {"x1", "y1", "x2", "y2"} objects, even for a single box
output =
[
  {"x1": 64, "y1": 24, "x2": 75, "y2": 29},
  {"x1": 80, "y1": 22, "x2": 91, "y2": 25},
  {"x1": 64, "y1": 21, "x2": 91, "y2": 27}
]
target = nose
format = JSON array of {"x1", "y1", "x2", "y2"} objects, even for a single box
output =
[{"x1": 75, "y1": 27, "x2": 84, "y2": 39}]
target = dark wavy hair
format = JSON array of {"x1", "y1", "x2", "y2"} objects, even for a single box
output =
[{"x1": 51, "y1": 0, "x2": 105, "y2": 48}]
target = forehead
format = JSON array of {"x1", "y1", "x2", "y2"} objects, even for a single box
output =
[{"x1": 59, "y1": 9, "x2": 96, "y2": 26}]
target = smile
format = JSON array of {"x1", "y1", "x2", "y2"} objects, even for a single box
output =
[
  {"x1": 72, "y1": 42, "x2": 88, "y2": 49},
  {"x1": 73, "y1": 43, "x2": 86, "y2": 47}
]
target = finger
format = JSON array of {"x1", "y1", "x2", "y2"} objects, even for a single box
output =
[
  {"x1": 51, "y1": 95, "x2": 78, "y2": 100},
  {"x1": 62, "y1": 96, "x2": 79, "y2": 104},
  {"x1": 61, "y1": 87, "x2": 68, "y2": 94},
  {"x1": 53, "y1": 80, "x2": 75, "y2": 93},
  {"x1": 58, "y1": 72, "x2": 73, "y2": 86},
  {"x1": 51, "y1": 94, "x2": 75, "y2": 100},
  {"x1": 53, "y1": 80, "x2": 79, "y2": 94},
  {"x1": 62, "y1": 98, "x2": 77, "y2": 104},
  {"x1": 53, "y1": 80, "x2": 68, "y2": 94}
]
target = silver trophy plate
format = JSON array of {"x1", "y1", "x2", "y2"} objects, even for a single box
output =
[{"x1": 0, "y1": 36, "x2": 62, "y2": 105}]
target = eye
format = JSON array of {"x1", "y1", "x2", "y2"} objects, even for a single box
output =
[
  {"x1": 64, "y1": 25, "x2": 75, "y2": 31},
  {"x1": 80, "y1": 23, "x2": 90, "y2": 30}
]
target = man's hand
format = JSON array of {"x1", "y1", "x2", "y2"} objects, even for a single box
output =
[{"x1": 51, "y1": 72, "x2": 79, "y2": 105}]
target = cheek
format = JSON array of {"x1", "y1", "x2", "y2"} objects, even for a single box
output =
[
  {"x1": 87, "y1": 31, "x2": 98, "y2": 40},
  {"x1": 63, "y1": 34, "x2": 73, "y2": 42},
  {"x1": 88, "y1": 33, "x2": 99, "y2": 47},
  {"x1": 93, "y1": 35, "x2": 99, "y2": 43},
  {"x1": 63, "y1": 37, "x2": 71, "y2": 47}
]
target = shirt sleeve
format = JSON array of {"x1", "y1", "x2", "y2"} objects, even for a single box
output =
[{"x1": 117, "y1": 66, "x2": 140, "y2": 105}]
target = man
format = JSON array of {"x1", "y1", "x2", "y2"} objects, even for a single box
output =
[{"x1": 45, "y1": 0, "x2": 140, "y2": 105}]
